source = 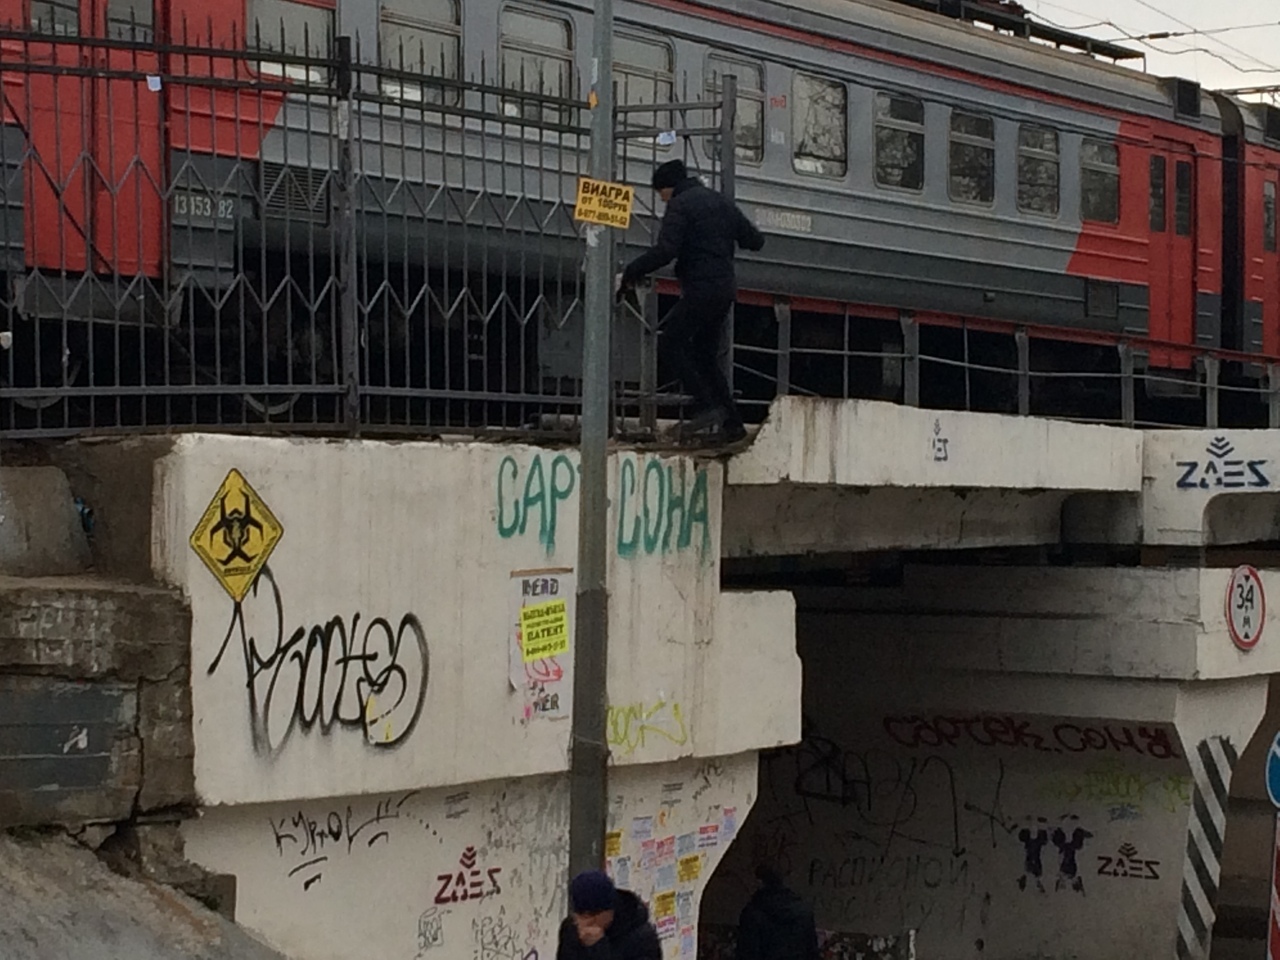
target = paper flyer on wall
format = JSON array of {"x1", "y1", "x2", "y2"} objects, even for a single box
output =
[{"x1": 509, "y1": 568, "x2": 575, "y2": 722}]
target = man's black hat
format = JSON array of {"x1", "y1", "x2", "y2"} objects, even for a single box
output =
[{"x1": 652, "y1": 159, "x2": 687, "y2": 191}]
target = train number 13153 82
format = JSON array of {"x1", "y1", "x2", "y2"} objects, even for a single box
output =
[{"x1": 172, "y1": 192, "x2": 235, "y2": 220}]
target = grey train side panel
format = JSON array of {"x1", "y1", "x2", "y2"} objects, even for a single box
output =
[{"x1": 250, "y1": 0, "x2": 1218, "y2": 350}]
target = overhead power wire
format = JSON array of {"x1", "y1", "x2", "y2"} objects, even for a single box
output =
[
  {"x1": 1122, "y1": 0, "x2": 1280, "y2": 73},
  {"x1": 1129, "y1": 21, "x2": 1280, "y2": 42},
  {"x1": 1026, "y1": 1, "x2": 1280, "y2": 77}
]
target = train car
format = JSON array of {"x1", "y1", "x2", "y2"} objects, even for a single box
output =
[
  {"x1": 0, "y1": 0, "x2": 1274, "y2": 425},
  {"x1": 1215, "y1": 95, "x2": 1280, "y2": 360}
]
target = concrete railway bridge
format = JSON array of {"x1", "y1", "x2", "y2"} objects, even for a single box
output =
[{"x1": 4, "y1": 396, "x2": 1280, "y2": 960}]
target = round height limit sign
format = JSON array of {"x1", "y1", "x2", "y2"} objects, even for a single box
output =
[{"x1": 1227, "y1": 565, "x2": 1266, "y2": 651}]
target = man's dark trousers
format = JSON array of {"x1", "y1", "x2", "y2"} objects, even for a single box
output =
[{"x1": 661, "y1": 284, "x2": 742, "y2": 433}]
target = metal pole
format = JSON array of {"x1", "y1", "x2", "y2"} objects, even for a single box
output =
[
  {"x1": 718, "y1": 77, "x2": 737, "y2": 393},
  {"x1": 335, "y1": 36, "x2": 359, "y2": 436},
  {"x1": 569, "y1": 0, "x2": 614, "y2": 878}
]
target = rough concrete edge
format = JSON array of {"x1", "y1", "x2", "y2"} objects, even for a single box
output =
[
  {"x1": 47, "y1": 436, "x2": 179, "y2": 584},
  {"x1": 729, "y1": 396, "x2": 1145, "y2": 490}
]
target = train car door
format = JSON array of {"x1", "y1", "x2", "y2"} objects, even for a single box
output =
[
  {"x1": 0, "y1": 2, "x2": 163, "y2": 281},
  {"x1": 87, "y1": 0, "x2": 164, "y2": 280},
  {"x1": 1148, "y1": 139, "x2": 1196, "y2": 358},
  {"x1": 1, "y1": 0, "x2": 92, "y2": 277}
]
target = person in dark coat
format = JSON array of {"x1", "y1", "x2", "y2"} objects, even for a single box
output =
[
  {"x1": 735, "y1": 866, "x2": 820, "y2": 960},
  {"x1": 619, "y1": 158, "x2": 765, "y2": 443},
  {"x1": 557, "y1": 870, "x2": 662, "y2": 960}
]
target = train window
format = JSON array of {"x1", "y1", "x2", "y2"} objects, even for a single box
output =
[
  {"x1": 105, "y1": 0, "x2": 153, "y2": 42},
  {"x1": 1174, "y1": 161, "x2": 1192, "y2": 236},
  {"x1": 380, "y1": 0, "x2": 462, "y2": 105},
  {"x1": 250, "y1": 0, "x2": 334, "y2": 82},
  {"x1": 706, "y1": 54, "x2": 764, "y2": 164},
  {"x1": 1081, "y1": 138, "x2": 1119, "y2": 224},
  {"x1": 30, "y1": 0, "x2": 77, "y2": 36},
  {"x1": 615, "y1": 33, "x2": 674, "y2": 136},
  {"x1": 1149, "y1": 156, "x2": 1166, "y2": 232},
  {"x1": 874, "y1": 93, "x2": 924, "y2": 192},
  {"x1": 949, "y1": 111, "x2": 994, "y2": 204},
  {"x1": 1017, "y1": 125, "x2": 1059, "y2": 216},
  {"x1": 1266, "y1": 183, "x2": 1278, "y2": 254},
  {"x1": 500, "y1": 8, "x2": 575, "y2": 123},
  {"x1": 792, "y1": 74, "x2": 847, "y2": 177}
]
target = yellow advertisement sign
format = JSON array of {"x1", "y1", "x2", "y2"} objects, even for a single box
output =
[
  {"x1": 521, "y1": 599, "x2": 570, "y2": 662},
  {"x1": 189, "y1": 469, "x2": 284, "y2": 603},
  {"x1": 677, "y1": 854, "x2": 701, "y2": 883},
  {"x1": 654, "y1": 891, "x2": 676, "y2": 919},
  {"x1": 605, "y1": 830, "x2": 623, "y2": 858},
  {"x1": 573, "y1": 177, "x2": 634, "y2": 229}
]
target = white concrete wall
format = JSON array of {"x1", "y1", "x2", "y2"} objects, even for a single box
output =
[
  {"x1": 729, "y1": 398, "x2": 1142, "y2": 491},
  {"x1": 185, "y1": 754, "x2": 758, "y2": 960},
  {"x1": 151, "y1": 435, "x2": 798, "y2": 807},
  {"x1": 1143, "y1": 429, "x2": 1280, "y2": 545}
]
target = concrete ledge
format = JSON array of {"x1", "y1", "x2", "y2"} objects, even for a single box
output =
[
  {"x1": 0, "y1": 577, "x2": 194, "y2": 826},
  {"x1": 798, "y1": 566, "x2": 1280, "y2": 683},
  {"x1": 729, "y1": 397, "x2": 1143, "y2": 490},
  {"x1": 723, "y1": 485, "x2": 1070, "y2": 556},
  {"x1": 0, "y1": 467, "x2": 91, "y2": 576},
  {"x1": 700, "y1": 590, "x2": 800, "y2": 756}
]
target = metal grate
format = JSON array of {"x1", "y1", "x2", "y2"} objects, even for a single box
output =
[{"x1": 260, "y1": 162, "x2": 331, "y2": 223}]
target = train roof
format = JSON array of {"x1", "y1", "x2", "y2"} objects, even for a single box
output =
[
  {"x1": 1212, "y1": 93, "x2": 1280, "y2": 149},
  {"x1": 685, "y1": 0, "x2": 1222, "y2": 127}
]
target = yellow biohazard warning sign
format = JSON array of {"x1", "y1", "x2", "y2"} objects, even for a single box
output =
[
  {"x1": 573, "y1": 177, "x2": 634, "y2": 229},
  {"x1": 188, "y1": 469, "x2": 284, "y2": 603}
]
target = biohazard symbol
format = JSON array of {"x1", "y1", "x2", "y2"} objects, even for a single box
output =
[
  {"x1": 189, "y1": 469, "x2": 284, "y2": 602},
  {"x1": 209, "y1": 492, "x2": 264, "y2": 565}
]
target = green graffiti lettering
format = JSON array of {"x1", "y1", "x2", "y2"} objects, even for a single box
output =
[
  {"x1": 641, "y1": 458, "x2": 666, "y2": 555},
  {"x1": 616, "y1": 457, "x2": 640, "y2": 558},
  {"x1": 663, "y1": 463, "x2": 687, "y2": 553},
  {"x1": 498, "y1": 453, "x2": 710, "y2": 559},
  {"x1": 551, "y1": 455, "x2": 577, "y2": 547},
  {"x1": 683, "y1": 468, "x2": 710, "y2": 554},
  {"x1": 522, "y1": 455, "x2": 551, "y2": 549},
  {"x1": 497, "y1": 456, "x2": 521, "y2": 538}
]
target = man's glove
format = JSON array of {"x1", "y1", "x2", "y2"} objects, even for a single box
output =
[{"x1": 614, "y1": 273, "x2": 635, "y2": 305}]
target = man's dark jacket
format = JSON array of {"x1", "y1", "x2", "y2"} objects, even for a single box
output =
[
  {"x1": 557, "y1": 891, "x2": 662, "y2": 960},
  {"x1": 622, "y1": 177, "x2": 765, "y2": 296},
  {"x1": 735, "y1": 884, "x2": 819, "y2": 960}
]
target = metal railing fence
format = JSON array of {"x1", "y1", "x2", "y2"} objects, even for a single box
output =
[
  {"x1": 0, "y1": 29, "x2": 1275, "y2": 438},
  {"x1": 0, "y1": 30, "x2": 732, "y2": 437}
]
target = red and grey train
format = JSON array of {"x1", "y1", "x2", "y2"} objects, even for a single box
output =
[{"x1": 1, "y1": 0, "x2": 1279, "y2": 423}]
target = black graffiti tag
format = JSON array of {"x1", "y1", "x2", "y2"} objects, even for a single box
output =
[{"x1": 209, "y1": 565, "x2": 430, "y2": 754}]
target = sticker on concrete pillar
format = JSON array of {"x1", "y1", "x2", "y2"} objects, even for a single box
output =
[
  {"x1": 1227, "y1": 565, "x2": 1266, "y2": 651},
  {"x1": 188, "y1": 468, "x2": 284, "y2": 603},
  {"x1": 509, "y1": 568, "x2": 574, "y2": 722},
  {"x1": 1266, "y1": 733, "x2": 1280, "y2": 809},
  {"x1": 573, "y1": 177, "x2": 634, "y2": 229}
]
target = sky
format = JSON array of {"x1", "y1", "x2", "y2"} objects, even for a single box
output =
[{"x1": 1022, "y1": 0, "x2": 1280, "y2": 97}]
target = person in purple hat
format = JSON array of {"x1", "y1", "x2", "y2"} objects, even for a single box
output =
[{"x1": 557, "y1": 870, "x2": 660, "y2": 960}]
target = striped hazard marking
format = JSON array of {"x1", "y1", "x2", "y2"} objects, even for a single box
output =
[
  {"x1": 1177, "y1": 736, "x2": 1238, "y2": 960},
  {"x1": 1270, "y1": 813, "x2": 1280, "y2": 960}
]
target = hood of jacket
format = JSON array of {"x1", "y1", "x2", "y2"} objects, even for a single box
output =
[{"x1": 608, "y1": 890, "x2": 652, "y2": 941}]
